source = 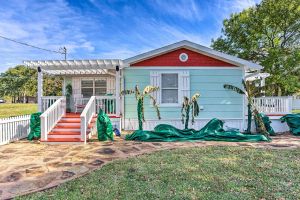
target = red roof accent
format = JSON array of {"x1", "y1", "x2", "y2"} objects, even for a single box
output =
[{"x1": 130, "y1": 48, "x2": 235, "y2": 67}]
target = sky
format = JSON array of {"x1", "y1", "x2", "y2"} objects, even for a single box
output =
[{"x1": 0, "y1": 0, "x2": 260, "y2": 72}]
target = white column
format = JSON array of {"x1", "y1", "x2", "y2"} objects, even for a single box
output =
[
  {"x1": 115, "y1": 66, "x2": 121, "y2": 116},
  {"x1": 37, "y1": 67, "x2": 43, "y2": 112}
]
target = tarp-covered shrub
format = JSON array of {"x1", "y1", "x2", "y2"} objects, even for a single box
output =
[
  {"x1": 27, "y1": 112, "x2": 42, "y2": 140},
  {"x1": 280, "y1": 114, "x2": 300, "y2": 135},
  {"x1": 97, "y1": 109, "x2": 113, "y2": 141}
]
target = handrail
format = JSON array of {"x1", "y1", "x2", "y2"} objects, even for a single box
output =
[
  {"x1": 95, "y1": 96, "x2": 117, "y2": 116},
  {"x1": 41, "y1": 96, "x2": 64, "y2": 112},
  {"x1": 80, "y1": 96, "x2": 96, "y2": 144},
  {"x1": 40, "y1": 96, "x2": 66, "y2": 141}
]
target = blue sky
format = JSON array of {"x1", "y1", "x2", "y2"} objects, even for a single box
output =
[{"x1": 0, "y1": 0, "x2": 260, "y2": 72}]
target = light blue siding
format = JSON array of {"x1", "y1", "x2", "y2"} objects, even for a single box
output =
[{"x1": 123, "y1": 68, "x2": 243, "y2": 119}]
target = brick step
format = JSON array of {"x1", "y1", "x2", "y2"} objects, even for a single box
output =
[
  {"x1": 52, "y1": 128, "x2": 81, "y2": 132},
  {"x1": 60, "y1": 118, "x2": 81, "y2": 123},
  {"x1": 55, "y1": 124, "x2": 81, "y2": 129},
  {"x1": 41, "y1": 138, "x2": 84, "y2": 144}
]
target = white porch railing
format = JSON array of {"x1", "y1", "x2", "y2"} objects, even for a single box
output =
[
  {"x1": 0, "y1": 115, "x2": 30, "y2": 145},
  {"x1": 41, "y1": 96, "x2": 64, "y2": 112},
  {"x1": 80, "y1": 96, "x2": 96, "y2": 144},
  {"x1": 96, "y1": 96, "x2": 117, "y2": 116},
  {"x1": 253, "y1": 96, "x2": 293, "y2": 114},
  {"x1": 40, "y1": 97, "x2": 66, "y2": 141}
]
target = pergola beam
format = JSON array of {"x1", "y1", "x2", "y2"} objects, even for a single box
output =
[{"x1": 24, "y1": 59, "x2": 124, "y2": 75}]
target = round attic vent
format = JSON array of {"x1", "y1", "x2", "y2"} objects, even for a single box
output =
[{"x1": 179, "y1": 53, "x2": 188, "y2": 62}]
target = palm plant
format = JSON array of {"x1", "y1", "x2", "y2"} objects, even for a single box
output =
[
  {"x1": 121, "y1": 85, "x2": 161, "y2": 130},
  {"x1": 224, "y1": 80, "x2": 268, "y2": 135},
  {"x1": 181, "y1": 93, "x2": 200, "y2": 129}
]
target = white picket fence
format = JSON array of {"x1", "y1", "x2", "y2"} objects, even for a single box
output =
[
  {"x1": 292, "y1": 96, "x2": 300, "y2": 110},
  {"x1": 0, "y1": 115, "x2": 31, "y2": 145},
  {"x1": 253, "y1": 96, "x2": 293, "y2": 114}
]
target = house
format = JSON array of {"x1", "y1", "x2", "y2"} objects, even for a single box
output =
[{"x1": 25, "y1": 40, "x2": 286, "y2": 144}]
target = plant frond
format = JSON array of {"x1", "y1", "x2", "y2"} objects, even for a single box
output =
[
  {"x1": 143, "y1": 85, "x2": 159, "y2": 95},
  {"x1": 191, "y1": 93, "x2": 200, "y2": 103},
  {"x1": 135, "y1": 85, "x2": 141, "y2": 99},
  {"x1": 224, "y1": 84, "x2": 245, "y2": 95},
  {"x1": 120, "y1": 89, "x2": 135, "y2": 96},
  {"x1": 148, "y1": 94, "x2": 161, "y2": 120}
]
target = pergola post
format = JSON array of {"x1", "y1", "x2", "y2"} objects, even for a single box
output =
[
  {"x1": 115, "y1": 65, "x2": 121, "y2": 116},
  {"x1": 37, "y1": 66, "x2": 43, "y2": 112}
]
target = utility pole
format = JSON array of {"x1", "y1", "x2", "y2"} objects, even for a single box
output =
[{"x1": 60, "y1": 46, "x2": 67, "y2": 60}]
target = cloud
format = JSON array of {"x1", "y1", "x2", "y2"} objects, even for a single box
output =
[
  {"x1": 151, "y1": 0, "x2": 203, "y2": 21},
  {"x1": 0, "y1": 0, "x2": 96, "y2": 71}
]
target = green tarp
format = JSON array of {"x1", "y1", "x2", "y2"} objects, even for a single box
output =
[
  {"x1": 97, "y1": 109, "x2": 114, "y2": 141},
  {"x1": 27, "y1": 112, "x2": 42, "y2": 140},
  {"x1": 256, "y1": 113, "x2": 276, "y2": 136},
  {"x1": 280, "y1": 113, "x2": 300, "y2": 136},
  {"x1": 126, "y1": 118, "x2": 270, "y2": 142}
]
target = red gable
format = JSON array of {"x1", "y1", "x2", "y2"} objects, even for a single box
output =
[{"x1": 130, "y1": 48, "x2": 235, "y2": 67}]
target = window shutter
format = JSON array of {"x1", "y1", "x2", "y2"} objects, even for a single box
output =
[
  {"x1": 150, "y1": 71, "x2": 161, "y2": 104},
  {"x1": 72, "y1": 77, "x2": 81, "y2": 95},
  {"x1": 179, "y1": 71, "x2": 190, "y2": 103}
]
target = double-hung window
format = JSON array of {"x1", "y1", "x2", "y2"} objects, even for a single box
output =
[
  {"x1": 81, "y1": 78, "x2": 107, "y2": 97},
  {"x1": 161, "y1": 73, "x2": 178, "y2": 104}
]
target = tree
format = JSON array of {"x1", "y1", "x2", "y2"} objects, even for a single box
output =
[
  {"x1": 121, "y1": 85, "x2": 161, "y2": 130},
  {"x1": 0, "y1": 65, "x2": 63, "y2": 103},
  {"x1": 181, "y1": 93, "x2": 200, "y2": 129},
  {"x1": 212, "y1": 0, "x2": 300, "y2": 96},
  {"x1": 224, "y1": 80, "x2": 268, "y2": 136}
]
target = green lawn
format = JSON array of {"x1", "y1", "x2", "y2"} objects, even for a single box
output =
[
  {"x1": 20, "y1": 146, "x2": 300, "y2": 200},
  {"x1": 0, "y1": 103, "x2": 37, "y2": 118},
  {"x1": 293, "y1": 109, "x2": 300, "y2": 114}
]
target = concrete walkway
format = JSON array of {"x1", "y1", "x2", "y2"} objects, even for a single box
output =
[{"x1": 0, "y1": 134, "x2": 300, "y2": 199}]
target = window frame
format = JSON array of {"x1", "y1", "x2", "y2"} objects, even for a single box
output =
[
  {"x1": 81, "y1": 78, "x2": 107, "y2": 97},
  {"x1": 160, "y1": 72, "x2": 180, "y2": 107}
]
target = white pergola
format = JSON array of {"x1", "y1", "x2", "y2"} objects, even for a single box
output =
[
  {"x1": 24, "y1": 59, "x2": 124, "y2": 113},
  {"x1": 24, "y1": 59, "x2": 124, "y2": 75}
]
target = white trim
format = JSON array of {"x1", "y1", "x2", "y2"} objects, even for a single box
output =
[
  {"x1": 126, "y1": 66, "x2": 242, "y2": 70},
  {"x1": 37, "y1": 68, "x2": 43, "y2": 112},
  {"x1": 124, "y1": 40, "x2": 263, "y2": 70},
  {"x1": 179, "y1": 53, "x2": 188, "y2": 62},
  {"x1": 123, "y1": 118, "x2": 289, "y2": 132}
]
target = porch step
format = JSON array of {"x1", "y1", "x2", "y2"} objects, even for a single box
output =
[
  {"x1": 43, "y1": 113, "x2": 97, "y2": 144},
  {"x1": 41, "y1": 138, "x2": 84, "y2": 144}
]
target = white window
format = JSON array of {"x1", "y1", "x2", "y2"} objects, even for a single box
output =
[
  {"x1": 150, "y1": 71, "x2": 190, "y2": 107},
  {"x1": 161, "y1": 73, "x2": 178, "y2": 104},
  {"x1": 81, "y1": 78, "x2": 107, "y2": 97}
]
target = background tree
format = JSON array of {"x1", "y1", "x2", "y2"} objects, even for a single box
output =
[
  {"x1": 212, "y1": 0, "x2": 300, "y2": 96},
  {"x1": 224, "y1": 80, "x2": 268, "y2": 135},
  {"x1": 121, "y1": 85, "x2": 161, "y2": 130},
  {"x1": 181, "y1": 93, "x2": 200, "y2": 129},
  {"x1": 0, "y1": 65, "x2": 62, "y2": 103}
]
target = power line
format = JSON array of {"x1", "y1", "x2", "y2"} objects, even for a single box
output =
[{"x1": 0, "y1": 35, "x2": 67, "y2": 59}]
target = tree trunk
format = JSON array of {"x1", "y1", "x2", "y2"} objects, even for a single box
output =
[{"x1": 246, "y1": 103, "x2": 252, "y2": 133}]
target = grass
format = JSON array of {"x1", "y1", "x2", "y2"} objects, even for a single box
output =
[
  {"x1": 293, "y1": 109, "x2": 300, "y2": 114},
  {"x1": 19, "y1": 146, "x2": 300, "y2": 200},
  {"x1": 0, "y1": 103, "x2": 37, "y2": 118}
]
